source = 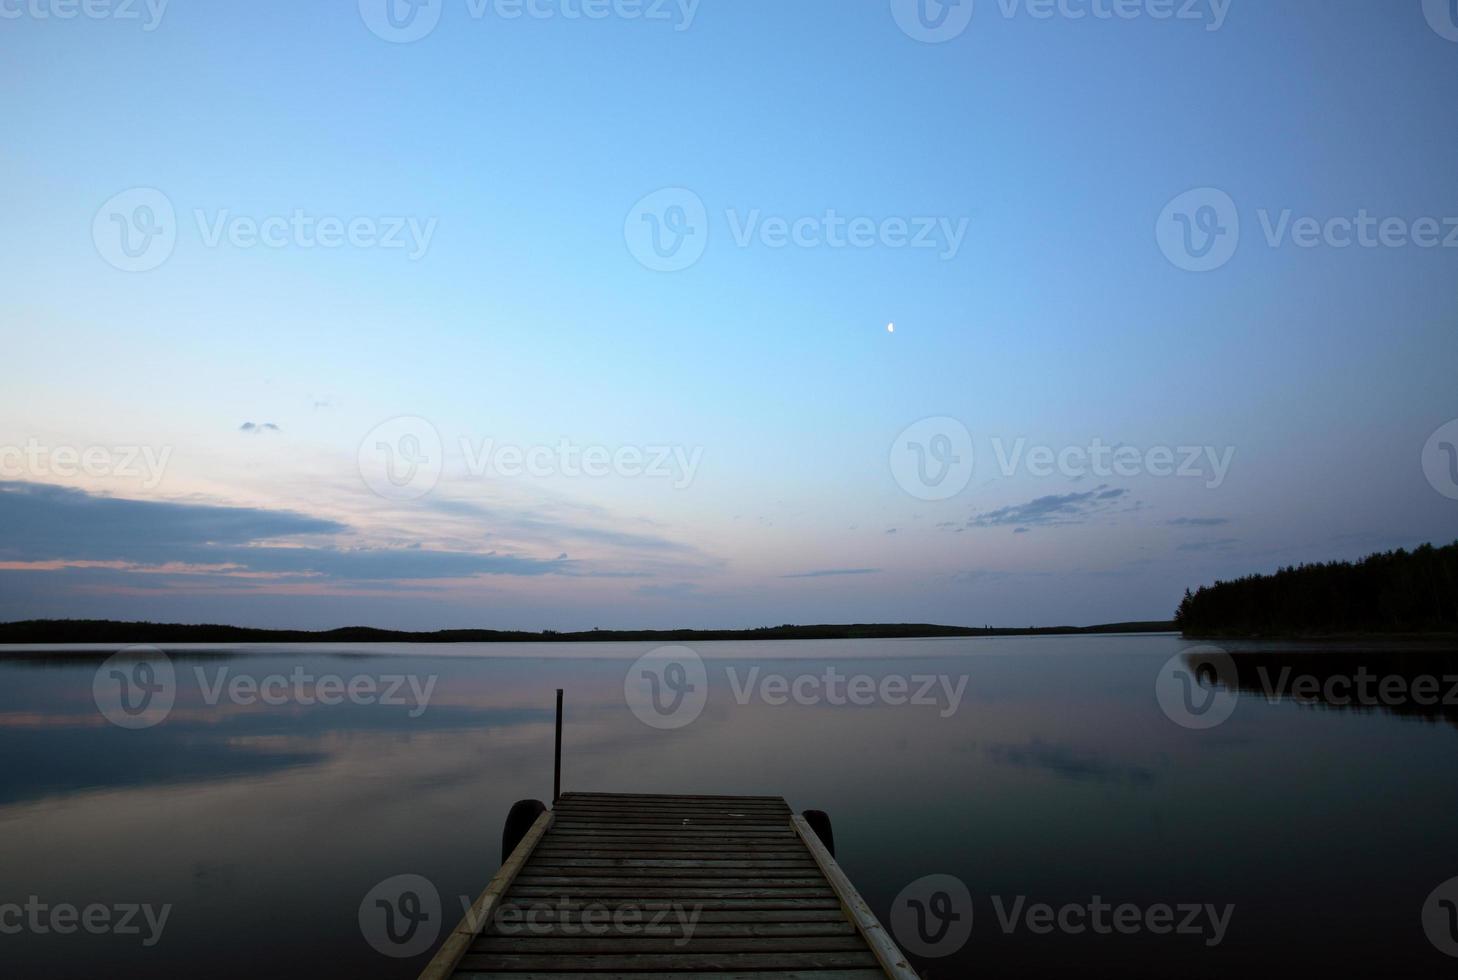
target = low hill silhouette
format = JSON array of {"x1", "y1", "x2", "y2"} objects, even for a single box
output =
[{"x1": 0, "y1": 619, "x2": 1175, "y2": 645}]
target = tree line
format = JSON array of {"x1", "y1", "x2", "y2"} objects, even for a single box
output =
[{"x1": 1176, "y1": 541, "x2": 1458, "y2": 636}]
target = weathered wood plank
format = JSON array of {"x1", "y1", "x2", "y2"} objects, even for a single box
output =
[
  {"x1": 536, "y1": 846, "x2": 804, "y2": 856},
  {"x1": 547, "y1": 830, "x2": 798, "y2": 840},
  {"x1": 562, "y1": 792, "x2": 788, "y2": 803},
  {"x1": 496, "y1": 899, "x2": 848, "y2": 913},
  {"x1": 548, "y1": 822, "x2": 798, "y2": 828},
  {"x1": 514, "y1": 875, "x2": 833, "y2": 888},
  {"x1": 456, "y1": 972, "x2": 887, "y2": 980},
  {"x1": 524, "y1": 862, "x2": 819, "y2": 875},
  {"x1": 456, "y1": 951, "x2": 882, "y2": 971},
  {"x1": 480, "y1": 921, "x2": 856, "y2": 938},
  {"x1": 509, "y1": 886, "x2": 837, "y2": 899},
  {"x1": 555, "y1": 798, "x2": 791, "y2": 808},
  {"x1": 475, "y1": 936, "x2": 871, "y2": 953},
  {"x1": 527, "y1": 856, "x2": 818, "y2": 869},
  {"x1": 495, "y1": 906, "x2": 851, "y2": 922},
  {"x1": 552, "y1": 809, "x2": 792, "y2": 818},
  {"x1": 457, "y1": 974, "x2": 886, "y2": 980}
]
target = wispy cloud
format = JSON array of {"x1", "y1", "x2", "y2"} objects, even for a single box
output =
[
  {"x1": 967, "y1": 486, "x2": 1132, "y2": 529},
  {"x1": 984, "y1": 738, "x2": 1157, "y2": 787},
  {"x1": 424, "y1": 497, "x2": 695, "y2": 554},
  {"x1": 1176, "y1": 538, "x2": 1240, "y2": 553},
  {"x1": 1167, "y1": 517, "x2": 1229, "y2": 527},
  {"x1": 0, "y1": 481, "x2": 568, "y2": 584},
  {"x1": 239, "y1": 422, "x2": 280, "y2": 434},
  {"x1": 781, "y1": 568, "x2": 881, "y2": 579},
  {"x1": 634, "y1": 581, "x2": 706, "y2": 599}
]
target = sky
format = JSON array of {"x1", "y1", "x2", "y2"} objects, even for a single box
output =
[{"x1": 2, "y1": 0, "x2": 1457, "y2": 630}]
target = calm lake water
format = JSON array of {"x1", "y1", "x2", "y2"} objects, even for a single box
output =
[{"x1": 2, "y1": 635, "x2": 1457, "y2": 978}]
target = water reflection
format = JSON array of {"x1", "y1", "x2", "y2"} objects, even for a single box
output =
[
  {"x1": 1182, "y1": 647, "x2": 1458, "y2": 728},
  {"x1": 0, "y1": 637, "x2": 1455, "y2": 978}
]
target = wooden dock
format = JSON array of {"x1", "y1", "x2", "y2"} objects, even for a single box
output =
[{"x1": 420, "y1": 792, "x2": 918, "y2": 979}]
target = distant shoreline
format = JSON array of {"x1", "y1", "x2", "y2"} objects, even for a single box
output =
[
  {"x1": 0, "y1": 619, "x2": 1178, "y2": 645},
  {"x1": 1182, "y1": 630, "x2": 1458, "y2": 642}
]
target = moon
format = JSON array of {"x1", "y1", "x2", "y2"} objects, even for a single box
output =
[{"x1": 887, "y1": 322, "x2": 895, "y2": 334}]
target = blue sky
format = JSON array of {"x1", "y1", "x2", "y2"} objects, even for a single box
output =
[{"x1": 2, "y1": 0, "x2": 1456, "y2": 629}]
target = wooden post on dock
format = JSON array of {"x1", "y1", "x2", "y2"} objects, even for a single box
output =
[{"x1": 552, "y1": 689, "x2": 562, "y2": 805}]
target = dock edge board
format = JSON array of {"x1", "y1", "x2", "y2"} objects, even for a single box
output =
[
  {"x1": 791, "y1": 814, "x2": 920, "y2": 980},
  {"x1": 418, "y1": 808, "x2": 555, "y2": 980}
]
